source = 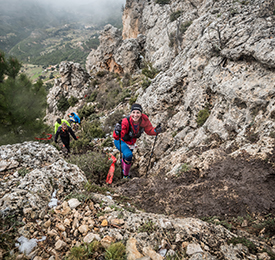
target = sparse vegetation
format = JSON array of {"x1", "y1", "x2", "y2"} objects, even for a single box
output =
[
  {"x1": 141, "y1": 77, "x2": 151, "y2": 90},
  {"x1": 180, "y1": 21, "x2": 192, "y2": 34},
  {"x1": 101, "y1": 137, "x2": 113, "y2": 147},
  {"x1": 227, "y1": 237, "x2": 257, "y2": 254},
  {"x1": 105, "y1": 242, "x2": 126, "y2": 260},
  {"x1": 155, "y1": 0, "x2": 170, "y2": 5},
  {"x1": 196, "y1": 108, "x2": 210, "y2": 127},
  {"x1": 68, "y1": 151, "x2": 111, "y2": 183},
  {"x1": 138, "y1": 220, "x2": 157, "y2": 233},
  {"x1": 64, "y1": 192, "x2": 93, "y2": 202},
  {"x1": 176, "y1": 163, "x2": 191, "y2": 176},
  {"x1": 78, "y1": 104, "x2": 95, "y2": 119},
  {"x1": 67, "y1": 241, "x2": 105, "y2": 260},
  {"x1": 141, "y1": 62, "x2": 159, "y2": 79},
  {"x1": 129, "y1": 95, "x2": 138, "y2": 106},
  {"x1": 57, "y1": 95, "x2": 70, "y2": 112},
  {"x1": 170, "y1": 10, "x2": 182, "y2": 22},
  {"x1": 68, "y1": 96, "x2": 79, "y2": 107},
  {"x1": 85, "y1": 182, "x2": 114, "y2": 194},
  {"x1": 103, "y1": 110, "x2": 124, "y2": 133},
  {"x1": 18, "y1": 167, "x2": 30, "y2": 177}
]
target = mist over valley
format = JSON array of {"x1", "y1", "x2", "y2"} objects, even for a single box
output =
[{"x1": 0, "y1": 0, "x2": 125, "y2": 67}]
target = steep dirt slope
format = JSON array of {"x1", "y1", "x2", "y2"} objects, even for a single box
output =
[{"x1": 117, "y1": 153, "x2": 275, "y2": 219}]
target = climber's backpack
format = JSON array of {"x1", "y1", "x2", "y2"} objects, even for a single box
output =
[{"x1": 114, "y1": 116, "x2": 144, "y2": 141}]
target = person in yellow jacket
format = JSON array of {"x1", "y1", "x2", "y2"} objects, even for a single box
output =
[{"x1": 54, "y1": 118, "x2": 70, "y2": 133}]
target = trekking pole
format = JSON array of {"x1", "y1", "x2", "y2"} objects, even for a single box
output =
[
  {"x1": 146, "y1": 123, "x2": 161, "y2": 177},
  {"x1": 119, "y1": 132, "x2": 123, "y2": 178}
]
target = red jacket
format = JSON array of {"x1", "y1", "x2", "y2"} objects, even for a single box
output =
[{"x1": 113, "y1": 114, "x2": 156, "y2": 145}]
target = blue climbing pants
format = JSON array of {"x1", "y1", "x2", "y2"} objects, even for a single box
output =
[{"x1": 114, "y1": 139, "x2": 133, "y2": 162}]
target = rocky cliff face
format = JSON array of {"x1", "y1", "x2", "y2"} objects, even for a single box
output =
[
  {"x1": 86, "y1": 0, "x2": 275, "y2": 176},
  {"x1": 45, "y1": 61, "x2": 91, "y2": 126}
]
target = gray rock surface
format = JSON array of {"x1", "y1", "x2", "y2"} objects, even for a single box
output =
[{"x1": 0, "y1": 142, "x2": 87, "y2": 218}]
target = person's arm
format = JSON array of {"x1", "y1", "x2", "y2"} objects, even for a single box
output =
[
  {"x1": 68, "y1": 127, "x2": 78, "y2": 140},
  {"x1": 76, "y1": 115, "x2": 81, "y2": 123},
  {"x1": 141, "y1": 114, "x2": 157, "y2": 136},
  {"x1": 55, "y1": 127, "x2": 61, "y2": 142},
  {"x1": 54, "y1": 122, "x2": 59, "y2": 134},
  {"x1": 120, "y1": 118, "x2": 130, "y2": 139}
]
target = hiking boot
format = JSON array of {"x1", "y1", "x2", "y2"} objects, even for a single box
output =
[{"x1": 123, "y1": 175, "x2": 130, "y2": 179}]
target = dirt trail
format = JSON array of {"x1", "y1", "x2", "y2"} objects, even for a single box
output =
[{"x1": 116, "y1": 154, "x2": 275, "y2": 219}]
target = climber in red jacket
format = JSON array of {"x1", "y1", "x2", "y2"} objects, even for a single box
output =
[{"x1": 113, "y1": 103, "x2": 162, "y2": 179}]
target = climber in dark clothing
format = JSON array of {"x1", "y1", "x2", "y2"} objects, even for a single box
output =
[{"x1": 55, "y1": 122, "x2": 77, "y2": 153}]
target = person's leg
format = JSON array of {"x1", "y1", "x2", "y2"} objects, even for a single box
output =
[
  {"x1": 114, "y1": 139, "x2": 133, "y2": 162},
  {"x1": 61, "y1": 137, "x2": 70, "y2": 153},
  {"x1": 114, "y1": 139, "x2": 133, "y2": 177}
]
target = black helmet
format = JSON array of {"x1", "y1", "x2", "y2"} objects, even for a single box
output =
[{"x1": 56, "y1": 118, "x2": 61, "y2": 124}]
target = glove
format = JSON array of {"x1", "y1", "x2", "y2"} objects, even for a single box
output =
[
  {"x1": 154, "y1": 125, "x2": 162, "y2": 134},
  {"x1": 114, "y1": 123, "x2": 121, "y2": 135}
]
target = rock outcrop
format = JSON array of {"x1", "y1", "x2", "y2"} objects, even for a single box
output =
[
  {"x1": 45, "y1": 61, "x2": 91, "y2": 126},
  {"x1": 86, "y1": 24, "x2": 144, "y2": 75},
  {"x1": 85, "y1": 0, "x2": 275, "y2": 176},
  {"x1": 0, "y1": 142, "x2": 87, "y2": 218}
]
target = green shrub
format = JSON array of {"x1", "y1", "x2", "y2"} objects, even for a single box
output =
[
  {"x1": 156, "y1": 0, "x2": 170, "y2": 5},
  {"x1": 57, "y1": 95, "x2": 70, "y2": 112},
  {"x1": 91, "y1": 79, "x2": 99, "y2": 87},
  {"x1": 141, "y1": 62, "x2": 159, "y2": 79},
  {"x1": 101, "y1": 137, "x2": 113, "y2": 147},
  {"x1": 68, "y1": 151, "x2": 110, "y2": 183},
  {"x1": 0, "y1": 214, "x2": 25, "y2": 259},
  {"x1": 105, "y1": 242, "x2": 126, "y2": 260},
  {"x1": 176, "y1": 163, "x2": 191, "y2": 176},
  {"x1": 18, "y1": 167, "x2": 30, "y2": 177},
  {"x1": 227, "y1": 237, "x2": 257, "y2": 254},
  {"x1": 68, "y1": 96, "x2": 78, "y2": 107},
  {"x1": 180, "y1": 21, "x2": 192, "y2": 34},
  {"x1": 85, "y1": 182, "x2": 114, "y2": 194},
  {"x1": 141, "y1": 77, "x2": 151, "y2": 90},
  {"x1": 87, "y1": 91, "x2": 98, "y2": 102},
  {"x1": 96, "y1": 71, "x2": 107, "y2": 77},
  {"x1": 78, "y1": 104, "x2": 95, "y2": 119},
  {"x1": 138, "y1": 220, "x2": 157, "y2": 233},
  {"x1": 70, "y1": 119, "x2": 105, "y2": 153},
  {"x1": 170, "y1": 10, "x2": 182, "y2": 22},
  {"x1": 67, "y1": 241, "x2": 104, "y2": 260},
  {"x1": 253, "y1": 217, "x2": 275, "y2": 237},
  {"x1": 129, "y1": 95, "x2": 138, "y2": 106},
  {"x1": 96, "y1": 83, "x2": 130, "y2": 110},
  {"x1": 64, "y1": 192, "x2": 93, "y2": 202},
  {"x1": 85, "y1": 119, "x2": 105, "y2": 138},
  {"x1": 196, "y1": 108, "x2": 210, "y2": 127}
]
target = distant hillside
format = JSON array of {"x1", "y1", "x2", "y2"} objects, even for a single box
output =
[
  {"x1": 0, "y1": 0, "x2": 124, "y2": 67},
  {"x1": 9, "y1": 24, "x2": 100, "y2": 68}
]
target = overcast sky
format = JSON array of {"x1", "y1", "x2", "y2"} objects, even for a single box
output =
[
  {"x1": 1, "y1": 0, "x2": 126, "y2": 13},
  {"x1": 38, "y1": 0, "x2": 126, "y2": 8}
]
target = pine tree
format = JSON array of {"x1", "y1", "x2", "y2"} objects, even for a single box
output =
[{"x1": 0, "y1": 51, "x2": 47, "y2": 145}]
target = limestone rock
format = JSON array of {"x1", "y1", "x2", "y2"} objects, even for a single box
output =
[{"x1": 68, "y1": 198, "x2": 81, "y2": 209}]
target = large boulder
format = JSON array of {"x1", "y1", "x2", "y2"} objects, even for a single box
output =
[{"x1": 0, "y1": 142, "x2": 87, "y2": 218}]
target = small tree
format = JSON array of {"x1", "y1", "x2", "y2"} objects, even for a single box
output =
[{"x1": 0, "y1": 62, "x2": 47, "y2": 145}]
